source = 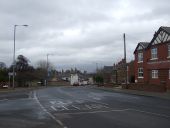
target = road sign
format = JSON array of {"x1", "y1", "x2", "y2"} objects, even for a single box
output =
[{"x1": 8, "y1": 72, "x2": 16, "y2": 76}]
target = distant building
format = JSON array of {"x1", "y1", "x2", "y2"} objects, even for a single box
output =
[
  {"x1": 134, "y1": 26, "x2": 170, "y2": 90},
  {"x1": 70, "y1": 74, "x2": 79, "y2": 85}
]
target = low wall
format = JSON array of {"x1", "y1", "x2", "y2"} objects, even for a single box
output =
[
  {"x1": 124, "y1": 84, "x2": 167, "y2": 92},
  {"x1": 48, "y1": 81, "x2": 70, "y2": 86}
]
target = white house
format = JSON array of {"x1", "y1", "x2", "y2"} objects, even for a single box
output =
[{"x1": 70, "y1": 74, "x2": 79, "y2": 85}]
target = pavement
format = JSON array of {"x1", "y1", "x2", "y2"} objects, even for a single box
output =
[
  {"x1": 0, "y1": 86, "x2": 170, "y2": 128},
  {"x1": 94, "y1": 86, "x2": 170, "y2": 100}
]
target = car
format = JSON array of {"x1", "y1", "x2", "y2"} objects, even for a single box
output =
[{"x1": 3, "y1": 85, "x2": 8, "y2": 88}]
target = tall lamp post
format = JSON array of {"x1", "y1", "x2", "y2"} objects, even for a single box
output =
[
  {"x1": 12, "y1": 24, "x2": 28, "y2": 89},
  {"x1": 46, "y1": 53, "x2": 53, "y2": 86}
]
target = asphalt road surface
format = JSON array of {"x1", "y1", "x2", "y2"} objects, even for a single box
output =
[{"x1": 0, "y1": 86, "x2": 170, "y2": 128}]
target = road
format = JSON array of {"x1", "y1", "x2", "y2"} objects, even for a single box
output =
[{"x1": 0, "y1": 86, "x2": 170, "y2": 128}]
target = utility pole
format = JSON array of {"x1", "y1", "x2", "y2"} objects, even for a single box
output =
[
  {"x1": 46, "y1": 54, "x2": 49, "y2": 86},
  {"x1": 46, "y1": 53, "x2": 53, "y2": 86},
  {"x1": 96, "y1": 63, "x2": 98, "y2": 73},
  {"x1": 123, "y1": 33, "x2": 128, "y2": 88}
]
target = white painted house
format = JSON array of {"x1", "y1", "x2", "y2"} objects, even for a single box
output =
[{"x1": 70, "y1": 74, "x2": 79, "y2": 85}]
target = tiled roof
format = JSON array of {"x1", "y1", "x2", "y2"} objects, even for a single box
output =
[
  {"x1": 161, "y1": 26, "x2": 170, "y2": 34},
  {"x1": 140, "y1": 42, "x2": 149, "y2": 49}
]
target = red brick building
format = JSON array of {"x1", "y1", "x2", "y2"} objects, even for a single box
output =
[{"x1": 134, "y1": 26, "x2": 170, "y2": 90}]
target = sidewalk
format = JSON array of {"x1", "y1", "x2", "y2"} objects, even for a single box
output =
[
  {"x1": 95, "y1": 86, "x2": 170, "y2": 100},
  {"x1": 0, "y1": 86, "x2": 46, "y2": 93}
]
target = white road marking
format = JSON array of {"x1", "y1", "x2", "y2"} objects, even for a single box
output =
[
  {"x1": 50, "y1": 101, "x2": 56, "y2": 105},
  {"x1": 57, "y1": 88, "x2": 109, "y2": 105},
  {"x1": 33, "y1": 91, "x2": 67, "y2": 128},
  {"x1": 71, "y1": 105, "x2": 80, "y2": 110},
  {"x1": 0, "y1": 99, "x2": 8, "y2": 102},
  {"x1": 62, "y1": 105, "x2": 69, "y2": 110},
  {"x1": 85, "y1": 105, "x2": 92, "y2": 109},
  {"x1": 128, "y1": 108, "x2": 170, "y2": 118},
  {"x1": 58, "y1": 108, "x2": 130, "y2": 115},
  {"x1": 51, "y1": 106, "x2": 57, "y2": 111}
]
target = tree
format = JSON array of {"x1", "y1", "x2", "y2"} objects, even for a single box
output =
[
  {"x1": 0, "y1": 62, "x2": 6, "y2": 69},
  {"x1": 11, "y1": 55, "x2": 36, "y2": 87},
  {"x1": 15, "y1": 55, "x2": 30, "y2": 71},
  {"x1": 0, "y1": 62, "x2": 8, "y2": 82},
  {"x1": 93, "y1": 75, "x2": 104, "y2": 85},
  {"x1": 36, "y1": 60, "x2": 55, "y2": 81}
]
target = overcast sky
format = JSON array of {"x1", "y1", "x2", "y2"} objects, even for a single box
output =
[{"x1": 0, "y1": 0, "x2": 170, "y2": 72}]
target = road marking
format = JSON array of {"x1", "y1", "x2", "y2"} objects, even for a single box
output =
[
  {"x1": 57, "y1": 88, "x2": 109, "y2": 105},
  {"x1": 62, "y1": 105, "x2": 69, "y2": 110},
  {"x1": 128, "y1": 108, "x2": 170, "y2": 118},
  {"x1": 57, "y1": 108, "x2": 130, "y2": 115},
  {"x1": 0, "y1": 99, "x2": 8, "y2": 102},
  {"x1": 50, "y1": 101, "x2": 56, "y2": 105},
  {"x1": 85, "y1": 104, "x2": 92, "y2": 109},
  {"x1": 33, "y1": 91, "x2": 67, "y2": 128},
  {"x1": 29, "y1": 91, "x2": 33, "y2": 99},
  {"x1": 51, "y1": 106, "x2": 57, "y2": 111},
  {"x1": 71, "y1": 105, "x2": 80, "y2": 110}
]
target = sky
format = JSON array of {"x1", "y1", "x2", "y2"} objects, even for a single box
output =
[{"x1": 0, "y1": 0, "x2": 170, "y2": 72}]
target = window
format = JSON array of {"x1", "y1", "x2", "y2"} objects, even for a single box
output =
[
  {"x1": 138, "y1": 68, "x2": 143, "y2": 78},
  {"x1": 152, "y1": 70, "x2": 158, "y2": 78},
  {"x1": 168, "y1": 45, "x2": 170, "y2": 57},
  {"x1": 151, "y1": 48, "x2": 157, "y2": 59},
  {"x1": 138, "y1": 52, "x2": 143, "y2": 62}
]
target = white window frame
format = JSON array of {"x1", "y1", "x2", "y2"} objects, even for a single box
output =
[
  {"x1": 138, "y1": 68, "x2": 143, "y2": 78},
  {"x1": 138, "y1": 52, "x2": 143, "y2": 62},
  {"x1": 152, "y1": 70, "x2": 158, "y2": 79},
  {"x1": 168, "y1": 44, "x2": 170, "y2": 58},
  {"x1": 151, "y1": 48, "x2": 158, "y2": 59}
]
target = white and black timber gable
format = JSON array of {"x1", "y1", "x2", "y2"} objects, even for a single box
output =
[{"x1": 150, "y1": 26, "x2": 170, "y2": 46}]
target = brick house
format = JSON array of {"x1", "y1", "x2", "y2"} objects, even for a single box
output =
[{"x1": 134, "y1": 26, "x2": 170, "y2": 90}]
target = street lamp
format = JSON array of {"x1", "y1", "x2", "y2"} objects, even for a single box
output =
[
  {"x1": 12, "y1": 24, "x2": 28, "y2": 89},
  {"x1": 46, "y1": 53, "x2": 53, "y2": 86}
]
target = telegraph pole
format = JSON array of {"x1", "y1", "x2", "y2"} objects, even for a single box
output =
[{"x1": 123, "y1": 33, "x2": 128, "y2": 88}]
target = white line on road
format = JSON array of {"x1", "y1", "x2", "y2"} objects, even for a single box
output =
[
  {"x1": 59, "y1": 108, "x2": 130, "y2": 115},
  {"x1": 51, "y1": 106, "x2": 57, "y2": 111},
  {"x1": 33, "y1": 91, "x2": 67, "y2": 128},
  {"x1": 71, "y1": 105, "x2": 80, "y2": 110},
  {"x1": 128, "y1": 108, "x2": 170, "y2": 118},
  {"x1": 62, "y1": 105, "x2": 69, "y2": 110},
  {"x1": 0, "y1": 99, "x2": 8, "y2": 102},
  {"x1": 85, "y1": 104, "x2": 92, "y2": 109}
]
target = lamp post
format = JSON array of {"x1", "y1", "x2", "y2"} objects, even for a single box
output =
[
  {"x1": 46, "y1": 53, "x2": 53, "y2": 86},
  {"x1": 123, "y1": 33, "x2": 128, "y2": 89},
  {"x1": 12, "y1": 24, "x2": 28, "y2": 89}
]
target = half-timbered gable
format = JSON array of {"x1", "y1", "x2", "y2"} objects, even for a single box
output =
[{"x1": 150, "y1": 27, "x2": 170, "y2": 46}]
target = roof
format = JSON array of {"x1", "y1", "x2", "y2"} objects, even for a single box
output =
[
  {"x1": 140, "y1": 42, "x2": 149, "y2": 48},
  {"x1": 134, "y1": 42, "x2": 149, "y2": 54},
  {"x1": 134, "y1": 26, "x2": 170, "y2": 53},
  {"x1": 149, "y1": 26, "x2": 170, "y2": 47},
  {"x1": 161, "y1": 26, "x2": 170, "y2": 34}
]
